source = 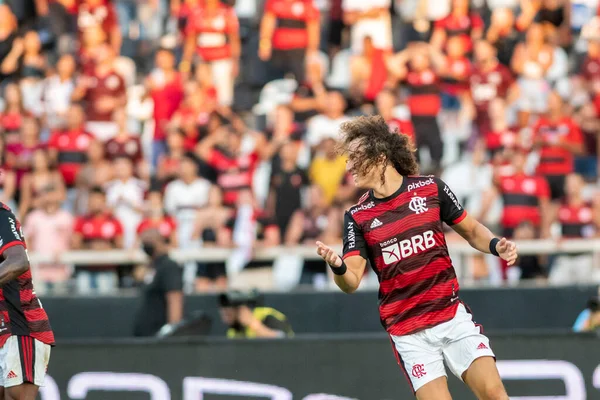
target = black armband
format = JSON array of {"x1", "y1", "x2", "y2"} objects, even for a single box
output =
[
  {"x1": 330, "y1": 260, "x2": 347, "y2": 275},
  {"x1": 489, "y1": 238, "x2": 500, "y2": 257}
]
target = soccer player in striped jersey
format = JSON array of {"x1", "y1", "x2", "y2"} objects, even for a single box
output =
[
  {"x1": 316, "y1": 116, "x2": 516, "y2": 400},
  {"x1": 0, "y1": 203, "x2": 53, "y2": 400}
]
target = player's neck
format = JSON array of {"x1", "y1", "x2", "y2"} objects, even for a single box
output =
[{"x1": 372, "y1": 172, "x2": 404, "y2": 199}]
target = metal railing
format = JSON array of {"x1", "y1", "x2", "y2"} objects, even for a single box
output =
[{"x1": 27, "y1": 238, "x2": 600, "y2": 265}]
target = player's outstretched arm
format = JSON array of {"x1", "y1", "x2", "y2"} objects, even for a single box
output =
[
  {"x1": 451, "y1": 214, "x2": 518, "y2": 266},
  {"x1": 0, "y1": 245, "x2": 30, "y2": 286},
  {"x1": 316, "y1": 241, "x2": 366, "y2": 294}
]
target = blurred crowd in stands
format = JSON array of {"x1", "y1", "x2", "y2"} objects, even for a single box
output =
[{"x1": 0, "y1": 0, "x2": 600, "y2": 294}]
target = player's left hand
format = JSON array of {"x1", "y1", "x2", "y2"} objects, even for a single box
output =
[{"x1": 496, "y1": 237, "x2": 518, "y2": 266}]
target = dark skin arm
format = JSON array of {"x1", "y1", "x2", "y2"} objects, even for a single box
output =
[{"x1": 0, "y1": 246, "x2": 30, "y2": 286}]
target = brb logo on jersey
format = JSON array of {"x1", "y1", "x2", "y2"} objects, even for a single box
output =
[
  {"x1": 409, "y1": 196, "x2": 428, "y2": 214},
  {"x1": 381, "y1": 230, "x2": 436, "y2": 265}
]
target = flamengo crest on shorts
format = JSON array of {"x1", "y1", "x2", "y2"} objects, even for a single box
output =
[{"x1": 342, "y1": 176, "x2": 467, "y2": 336}]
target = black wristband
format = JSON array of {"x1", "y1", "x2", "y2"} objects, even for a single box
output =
[
  {"x1": 489, "y1": 238, "x2": 500, "y2": 257},
  {"x1": 329, "y1": 260, "x2": 347, "y2": 275}
]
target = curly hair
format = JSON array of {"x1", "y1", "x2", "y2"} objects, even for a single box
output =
[{"x1": 339, "y1": 115, "x2": 418, "y2": 184}]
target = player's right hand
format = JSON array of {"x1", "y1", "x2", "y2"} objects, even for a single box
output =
[{"x1": 316, "y1": 241, "x2": 342, "y2": 268}]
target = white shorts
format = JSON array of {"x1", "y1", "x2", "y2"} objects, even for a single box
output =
[
  {"x1": 390, "y1": 303, "x2": 495, "y2": 393},
  {"x1": 0, "y1": 336, "x2": 51, "y2": 388}
]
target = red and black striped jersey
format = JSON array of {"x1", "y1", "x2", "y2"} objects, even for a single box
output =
[
  {"x1": 0, "y1": 203, "x2": 54, "y2": 347},
  {"x1": 558, "y1": 202, "x2": 596, "y2": 238},
  {"x1": 342, "y1": 176, "x2": 466, "y2": 336}
]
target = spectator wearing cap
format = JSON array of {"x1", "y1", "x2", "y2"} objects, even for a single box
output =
[
  {"x1": 182, "y1": 0, "x2": 240, "y2": 107},
  {"x1": 72, "y1": 42, "x2": 126, "y2": 142},
  {"x1": 42, "y1": 54, "x2": 77, "y2": 130},
  {"x1": 549, "y1": 173, "x2": 600, "y2": 285},
  {"x1": 72, "y1": 186, "x2": 124, "y2": 294},
  {"x1": 259, "y1": 0, "x2": 320, "y2": 82},
  {"x1": 19, "y1": 148, "x2": 66, "y2": 218},
  {"x1": 342, "y1": 0, "x2": 391, "y2": 54},
  {"x1": 23, "y1": 185, "x2": 74, "y2": 294},
  {"x1": 105, "y1": 156, "x2": 147, "y2": 249},
  {"x1": 147, "y1": 48, "x2": 184, "y2": 168}
]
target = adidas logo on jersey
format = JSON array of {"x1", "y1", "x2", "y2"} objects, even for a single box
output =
[
  {"x1": 370, "y1": 218, "x2": 383, "y2": 229},
  {"x1": 6, "y1": 370, "x2": 17, "y2": 379},
  {"x1": 477, "y1": 342, "x2": 488, "y2": 350}
]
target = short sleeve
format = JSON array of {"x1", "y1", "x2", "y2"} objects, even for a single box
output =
[
  {"x1": 435, "y1": 178, "x2": 467, "y2": 225},
  {"x1": 342, "y1": 211, "x2": 368, "y2": 260},
  {"x1": 0, "y1": 206, "x2": 25, "y2": 256},
  {"x1": 73, "y1": 217, "x2": 84, "y2": 234},
  {"x1": 568, "y1": 121, "x2": 584, "y2": 144},
  {"x1": 160, "y1": 261, "x2": 183, "y2": 293}
]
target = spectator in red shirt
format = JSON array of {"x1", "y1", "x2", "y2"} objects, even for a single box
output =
[
  {"x1": 77, "y1": 0, "x2": 121, "y2": 55},
  {"x1": 431, "y1": 0, "x2": 484, "y2": 53},
  {"x1": 147, "y1": 48, "x2": 184, "y2": 168},
  {"x1": 375, "y1": 89, "x2": 415, "y2": 144},
  {"x1": 481, "y1": 147, "x2": 551, "y2": 239},
  {"x1": 5, "y1": 117, "x2": 44, "y2": 187},
  {"x1": 0, "y1": 83, "x2": 26, "y2": 143},
  {"x1": 182, "y1": 0, "x2": 240, "y2": 107},
  {"x1": 484, "y1": 98, "x2": 519, "y2": 160},
  {"x1": 387, "y1": 43, "x2": 445, "y2": 173},
  {"x1": 441, "y1": 36, "x2": 472, "y2": 106},
  {"x1": 48, "y1": 104, "x2": 94, "y2": 189},
  {"x1": 104, "y1": 108, "x2": 143, "y2": 165},
  {"x1": 136, "y1": 189, "x2": 178, "y2": 248},
  {"x1": 259, "y1": 0, "x2": 320, "y2": 83},
  {"x1": 470, "y1": 39, "x2": 515, "y2": 136},
  {"x1": 72, "y1": 186, "x2": 124, "y2": 294},
  {"x1": 532, "y1": 92, "x2": 585, "y2": 203},
  {"x1": 72, "y1": 41, "x2": 126, "y2": 142},
  {"x1": 550, "y1": 173, "x2": 600, "y2": 285}
]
